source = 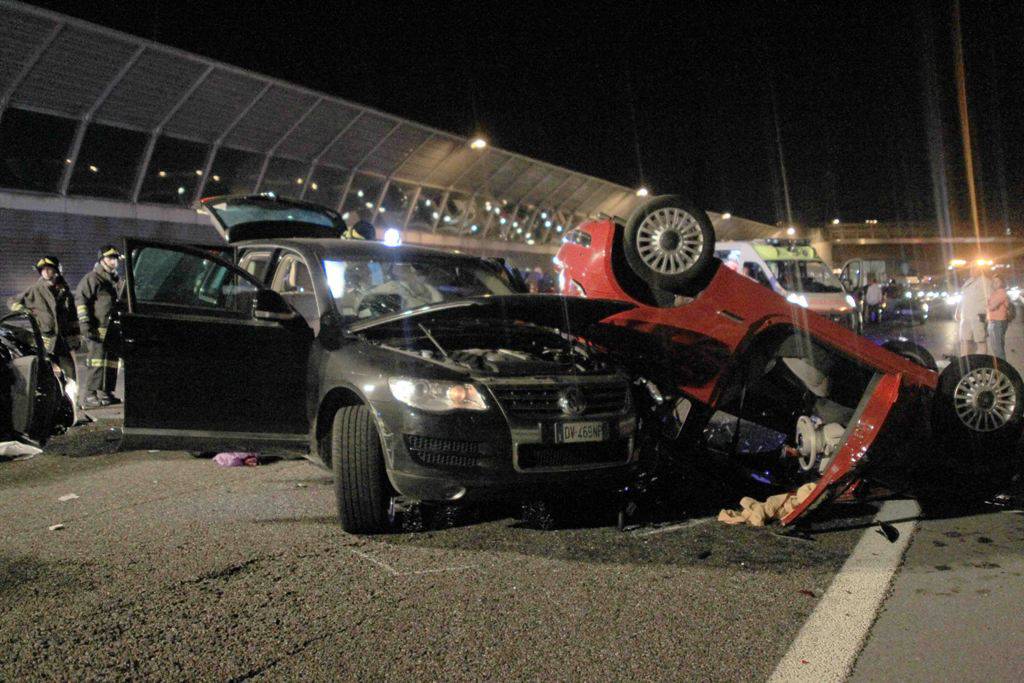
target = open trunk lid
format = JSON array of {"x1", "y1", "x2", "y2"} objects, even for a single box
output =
[{"x1": 200, "y1": 194, "x2": 345, "y2": 243}]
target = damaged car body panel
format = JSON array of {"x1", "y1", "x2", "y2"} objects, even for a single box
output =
[
  {"x1": 119, "y1": 201, "x2": 641, "y2": 533},
  {"x1": 556, "y1": 197, "x2": 1023, "y2": 526},
  {"x1": 1, "y1": 311, "x2": 73, "y2": 446}
]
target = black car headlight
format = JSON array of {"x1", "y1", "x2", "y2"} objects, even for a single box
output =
[{"x1": 388, "y1": 377, "x2": 488, "y2": 412}]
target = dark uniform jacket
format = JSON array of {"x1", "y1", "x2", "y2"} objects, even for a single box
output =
[
  {"x1": 10, "y1": 276, "x2": 80, "y2": 350},
  {"x1": 75, "y1": 264, "x2": 121, "y2": 342}
]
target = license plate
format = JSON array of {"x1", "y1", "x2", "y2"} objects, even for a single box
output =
[{"x1": 555, "y1": 421, "x2": 609, "y2": 444}]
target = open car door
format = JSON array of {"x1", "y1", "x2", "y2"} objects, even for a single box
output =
[
  {"x1": 781, "y1": 372, "x2": 902, "y2": 525},
  {"x1": 121, "y1": 239, "x2": 314, "y2": 452}
]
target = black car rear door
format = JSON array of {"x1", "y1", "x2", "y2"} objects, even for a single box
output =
[{"x1": 120, "y1": 239, "x2": 313, "y2": 452}]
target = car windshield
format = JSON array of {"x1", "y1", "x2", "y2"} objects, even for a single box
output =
[
  {"x1": 766, "y1": 259, "x2": 844, "y2": 293},
  {"x1": 322, "y1": 257, "x2": 516, "y2": 323}
]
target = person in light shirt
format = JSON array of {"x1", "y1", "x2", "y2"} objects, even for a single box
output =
[{"x1": 956, "y1": 264, "x2": 991, "y2": 356}]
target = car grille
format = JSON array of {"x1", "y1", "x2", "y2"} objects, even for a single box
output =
[
  {"x1": 490, "y1": 380, "x2": 630, "y2": 419},
  {"x1": 517, "y1": 439, "x2": 631, "y2": 470},
  {"x1": 405, "y1": 435, "x2": 482, "y2": 468}
]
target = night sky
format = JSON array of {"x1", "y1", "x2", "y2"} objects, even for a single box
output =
[{"x1": 27, "y1": 0, "x2": 1024, "y2": 233}]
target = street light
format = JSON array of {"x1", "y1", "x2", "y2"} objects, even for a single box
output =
[
  {"x1": 470, "y1": 137, "x2": 488, "y2": 150},
  {"x1": 786, "y1": 226, "x2": 796, "y2": 236},
  {"x1": 832, "y1": 218, "x2": 840, "y2": 225},
  {"x1": 636, "y1": 187, "x2": 649, "y2": 197},
  {"x1": 722, "y1": 212, "x2": 732, "y2": 220}
]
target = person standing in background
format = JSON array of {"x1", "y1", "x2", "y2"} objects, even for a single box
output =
[
  {"x1": 75, "y1": 245, "x2": 123, "y2": 409},
  {"x1": 956, "y1": 264, "x2": 991, "y2": 356},
  {"x1": 987, "y1": 273, "x2": 1010, "y2": 360},
  {"x1": 9, "y1": 255, "x2": 80, "y2": 380},
  {"x1": 864, "y1": 276, "x2": 883, "y2": 324}
]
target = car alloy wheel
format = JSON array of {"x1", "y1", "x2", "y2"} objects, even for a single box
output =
[
  {"x1": 953, "y1": 366, "x2": 1017, "y2": 432},
  {"x1": 634, "y1": 207, "x2": 705, "y2": 275}
]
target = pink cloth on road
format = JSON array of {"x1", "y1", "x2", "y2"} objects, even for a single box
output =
[{"x1": 213, "y1": 452, "x2": 260, "y2": 467}]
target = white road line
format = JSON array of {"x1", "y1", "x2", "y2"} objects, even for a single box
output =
[
  {"x1": 633, "y1": 517, "x2": 715, "y2": 537},
  {"x1": 348, "y1": 548, "x2": 399, "y2": 575},
  {"x1": 769, "y1": 499, "x2": 920, "y2": 683}
]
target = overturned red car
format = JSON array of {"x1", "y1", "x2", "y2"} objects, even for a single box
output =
[{"x1": 555, "y1": 195, "x2": 1024, "y2": 525}]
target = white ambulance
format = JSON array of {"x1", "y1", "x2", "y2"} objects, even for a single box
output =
[{"x1": 715, "y1": 239, "x2": 861, "y2": 332}]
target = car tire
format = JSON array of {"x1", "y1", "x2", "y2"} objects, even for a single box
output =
[
  {"x1": 331, "y1": 405, "x2": 393, "y2": 534},
  {"x1": 934, "y1": 355, "x2": 1024, "y2": 473},
  {"x1": 881, "y1": 339, "x2": 938, "y2": 371},
  {"x1": 622, "y1": 195, "x2": 716, "y2": 295}
]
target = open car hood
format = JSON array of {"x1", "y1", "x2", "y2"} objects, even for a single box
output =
[
  {"x1": 200, "y1": 194, "x2": 345, "y2": 243},
  {"x1": 347, "y1": 295, "x2": 635, "y2": 335}
]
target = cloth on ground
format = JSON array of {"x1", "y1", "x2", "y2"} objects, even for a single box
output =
[
  {"x1": 213, "y1": 452, "x2": 260, "y2": 467},
  {"x1": 718, "y1": 483, "x2": 817, "y2": 527}
]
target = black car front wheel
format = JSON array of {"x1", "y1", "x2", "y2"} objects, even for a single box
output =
[
  {"x1": 934, "y1": 355, "x2": 1024, "y2": 474},
  {"x1": 331, "y1": 405, "x2": 394, "y2": 534},
  {"x1": 622, "y1": 195, "x2": 716, "y2": 295}
]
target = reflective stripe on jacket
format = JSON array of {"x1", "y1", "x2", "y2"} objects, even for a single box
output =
[
  {"x1": 75, "y1": 263, "x2": 121, "y2": 340},
  {"x1": 9, "y1": 276, "x2": 80, "y2": 340}
]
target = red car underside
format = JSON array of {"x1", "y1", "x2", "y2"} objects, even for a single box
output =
[{"x1": 557, "y1": 218, "x2": 939, "y2": 524}]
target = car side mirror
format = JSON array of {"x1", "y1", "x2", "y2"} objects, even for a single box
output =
[{"x1": 253, "y1": 289, "x2": 299, "y2": 322}]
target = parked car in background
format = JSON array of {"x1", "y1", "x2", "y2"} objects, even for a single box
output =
[
  {"x1": 118, "y1": 194, "x2": 639, "y2": 533},
  {"x1": 555, "y1": 194, "x2": 1024, "y2": 525}
]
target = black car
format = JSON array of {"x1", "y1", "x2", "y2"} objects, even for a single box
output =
[
  {"x1": 119, "y1": 195, "x2": 639, "y2": 533},
  {"x1": 1, "y1": 311, "x2": 74, "y2": 447}
]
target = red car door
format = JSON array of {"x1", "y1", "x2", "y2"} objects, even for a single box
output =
[{"x1": 781, "y1": 372, "x2": 903, "y2": 525}]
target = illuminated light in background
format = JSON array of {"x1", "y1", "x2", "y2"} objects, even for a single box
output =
[
  {"x1": 786, "y1": 293, "x2": 809, "y2": 308},
  {"x1": 541, "y1": 212, "x2": 548, "y2": 219},
  {"x1": 295, "y1": 177, "x2": 303, "y2": 184},
  {"x1": 195, "y1": 169, "x2": 203, "y2": 176},
  {"x1": 310, "y1": 182, "x2": 317, "y2": 190},
  {"x1": 832, "y1": 218, "x2": 841, "y2": 225},
  {"x1": 342, "y1": 212, "x2": 350, "y2": 221},
  {"x1": 158, "y1": 170, "x2": 167, "y2": 178},
  {"x1": 425, "y1": 199, "x2": 432, "y2": 207},
  {"x1": 356, "y1": 190, "x2": 364, "y2": 198},
  {"x1": 493, "y1": 207, "x2": 501, "y2": 215},
  {"x1": 499, "y1": 217, "x2": 507, "y2": 225},
  {"x1": 556, "y1": 225, "x2": 564, "y2": 233},
  {"x1": 431, "y1": 211, "x2": 439, "y2": 219},
  {"x1": 545, "y1": 220, "x2": 553, "y2": 228},
  {"x1": 722, "y1": 212, "x2": 732, "y2": 219},
  {"x1": 636, "y1": 187, "x2": 649, "y2": 197},
  {"x1": 176, "y1": 186, "x2": 186, "y2": 195},
  {"x1": 786, "y1": 226, "x2": 796, "y2": 236},
  {"x1": 212, "y1": 175, "x2": 220, "y2": 182},
  {"x1": 383, "y1": 228, "x2": 402, "y2": 247},
  {"x1": 470, "y1": 225, "x2": 479, "y2": 233},
  {"x1": 379, "y1": 206, "x2": 386, "y2": 213},
  {"x1": 470, "y1": 137, "x2": 488, "y2": 150},
  {"x1": 88, "y1": 165, "x2": 98, "y2": 173},
  {"x1": 364, "y1": 202, "x2": 374, "y2": 209}
]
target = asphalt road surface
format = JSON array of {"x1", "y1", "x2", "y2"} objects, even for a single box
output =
[
  {"x1": 0, "y1": 420, "x2": 875, "y2": 681},
  {"x1": 3, "y1": 317, "x2": 1024, "y2": 680}
]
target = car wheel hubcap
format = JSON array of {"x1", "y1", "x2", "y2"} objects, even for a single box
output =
[
  {"x1": 953, "y1": 367, "x2": 1017, "y2": 432},
  {"x1": 635, "y1": 207, "x2": 704, "y2": 275}
]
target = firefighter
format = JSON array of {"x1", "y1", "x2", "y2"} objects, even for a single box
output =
[
  {"x1": 75, "y1": 245, "x2": 124, "y2": 408},
  {"x1": 9, "y1": 255, "x2": 81, "y2": 380}
]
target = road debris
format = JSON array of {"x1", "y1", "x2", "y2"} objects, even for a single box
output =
[
  {"x1": 717, "y1": 483, "x2": 817, "y2": 527},
  {"x1": 213, "y1": 452, "x2": 260, "y2": 467},
  {"x1": 58, "y1": 493, "x2": 79, "y2": 502},
  {"x1": 0, "y1": 441, "x2": 43, "y2": 457},
  {"x1": 48, "y1": 523, "x2": 65, "y2": 531}
]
